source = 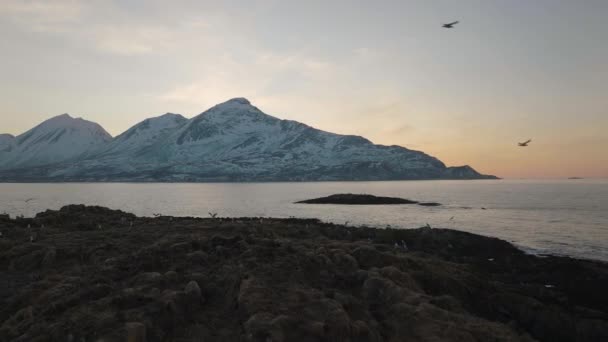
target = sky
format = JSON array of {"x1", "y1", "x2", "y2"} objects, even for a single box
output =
[{"x1": 0, "y1": 0, "x2": 607, "y2": 178}]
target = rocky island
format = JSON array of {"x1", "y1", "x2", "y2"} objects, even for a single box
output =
[
  {"x1": 296, "y1": 193, "x2": 441, "y2": 207},
  {"x1": 0, "y1": 205, "x2": 606, "y2": 341}
]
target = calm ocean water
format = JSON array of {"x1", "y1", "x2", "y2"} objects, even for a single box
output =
[{"x1": 1, "y1": 180, "x2": 607, "y2": 261}]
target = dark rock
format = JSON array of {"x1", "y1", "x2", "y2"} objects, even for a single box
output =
[
  {"x1": 362, "y1": 276, "x2": 403, "y2": 304},
  {"x1": 164, "y1": 270, "x2": 178, "y2": 283},
  {"x1": 41, "y1": 247, "x2": 57, "y2": 268},
  {"x1": 187, "y1": 251, "x2": 208, "y2": 265},
  {"x1": 133, "y1": 272, "x2": 163, "y2": 286},
  {"x1": 244, "y1": 312, "x2": 275, "y2": 341},
  {"x1": 169, "y1": 242, "x2": 191, "y2": 253},
  {"x1": 418, "y1": 202, "x2": 442, "y2": 207},
  {"x1": 126, "y1": 322, "x2": 147, "y2": 342},
  {"x1": 351, "y1": 246, "x2": 384, "y2": 268},
  {"x1": 296, "y1": 193, "x2": 419, "y2": 205},
  {"x1": 210, "y1": 234, "x2": 242, "y2": 248},
  {"x1": 184, "y1": 280, "x2": 202, "y2": 303},
  {"x1": 329, "y1": 250, "x2": 359, "y2": 273}
]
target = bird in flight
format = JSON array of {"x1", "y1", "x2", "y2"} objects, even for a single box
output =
[
  {"x1": 518, "y1": 139, "x2": 532, "y2": 147},
  {"x1": 442, "y1": 21, "x2": 459, "y2": 28},
  {"x1": 24, "y1": 198, "x2": 35, "y2": 203}
]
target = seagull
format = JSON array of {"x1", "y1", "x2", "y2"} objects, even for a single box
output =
[
  {"x1": 442, "y1": 21, "x2": 459, "y2": 28},
  {"x1": 24, "y1": 198, "x2": 35, "y2": 203},
  {"x1": 518, "y1": 139, "x2": 532, "y2": 147}
]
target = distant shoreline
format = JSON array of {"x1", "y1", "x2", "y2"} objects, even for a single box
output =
[
  {"x1": 4, "y1": 178, "x2": 608, "y2": 184},
  {"x1": 0, "y1": 178, "x2": 504, "y2": 184}
]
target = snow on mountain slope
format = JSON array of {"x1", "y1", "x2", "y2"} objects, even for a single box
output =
[
  {"x1": 49, "y1": 98, "x2": 491, "y2": 181},
  {"x1": 160, "y1": 98, "x2": 447, "y2": 178},
  {"x1": 93, "y1": 113, "x2": 187, "y2": 158},
  {"x1": 0, "y1": 134, "x2": 15, "y2": 150},
  {"x1": 0, "y1": 134, "x2": 16, "y2": 162},
  {"x1": 0, "y1": 99, "x2": 496, "y2": 181},
  {"x1": 0, "y1": 114, "x2": 112, "y2": 169}
]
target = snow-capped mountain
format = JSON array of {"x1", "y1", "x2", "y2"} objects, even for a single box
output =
[
  {"x1": 0, "y1": 134, "x2": 16, "y2": 162},
  {"x1": 0, "y1": 114, "x2": 112, "y2": 169},
  {"x1": 93, "y1": 113, "x2": 187, "y2": 157},
  {"x1": 0, "y1": 133, "x2": 15, "y2": 148},
  {"x1": 0, "y1": 99, "x2": 496, "y2": 181}
]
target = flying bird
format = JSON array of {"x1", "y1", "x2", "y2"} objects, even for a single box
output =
[
  {"x1": 442, "y1": 21, "x2": 459, "y2": 28},
  {"x1": 24, "y1": 198, "x2": 35, "y2": 203},
  {"x1": 518, "y1": 139, "x2": 532, "y2": 147}
]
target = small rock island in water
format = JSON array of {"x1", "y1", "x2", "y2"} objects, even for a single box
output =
[
  {"x1": 296, "y1": 193, "x2": 441, "y2": 206},
  {"x1": 0, "y1": 205, "x2": 606, "y2": 341}
]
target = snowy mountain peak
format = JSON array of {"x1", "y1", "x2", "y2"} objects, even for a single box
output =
[
  {"x1": 0, "y1": 133, "x2": 15, "y2": 141},
  {"x1": 160, "y1": 112, "x2": 185, "y2": 118},
  {"x1": 95, "y1": 112, "x2": 188, "y2": 157},
  {"x1": 225, "y1": 97, "x2": 251, "y2": 105},
  {"x1": 204, "y1": 97, "x2": 258, "y2": 116},
  {"x1": 114, "y1": 112, "x2": 187, "y2": 141},
  {"x1": 0, "y1": 134, "x2": 15, "y2": 155},
  {"x1": 30, "y1": 113, "x2": 109, "y2": 136},
  {"x1": 140, "y1": 113, "x2": 187, "y2": 126},
  {"x1": 0, "y1": 114, "x2": 112, "y2": 169},
  {"x1": 176, "y1": 98, "x2": 277, "y2": 145}
]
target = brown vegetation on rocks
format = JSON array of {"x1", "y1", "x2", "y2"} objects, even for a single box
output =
[{"x1": 0, "y1": 205, "x2": 606, "y2": 341}]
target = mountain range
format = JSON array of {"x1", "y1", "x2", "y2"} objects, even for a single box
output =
[{"x1": 0, "y1": 98, "x2": 496, "y2": 181}]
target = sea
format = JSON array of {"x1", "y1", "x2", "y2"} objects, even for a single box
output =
[{"x1": 1, "y1": 179, "x2": 607, "y2": 262}]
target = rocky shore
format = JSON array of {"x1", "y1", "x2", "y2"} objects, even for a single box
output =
[{"x1": 0, "y1": 205, "x2": 606, "y2": 341}]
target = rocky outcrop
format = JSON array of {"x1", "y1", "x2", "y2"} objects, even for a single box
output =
[
  {"x1": 0, "y1": 205, "x2": 605, "y2": 341},
  {"x1": 296, "y1": 193, "x2": 442, "y2": 206},
  {"x1": 296, "y1": 193, "x2": 420, "y2": 204}
]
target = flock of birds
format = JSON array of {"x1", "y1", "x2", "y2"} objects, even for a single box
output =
[{"x1": 443, "y1": 21, "x2": 532, "y2": 148}]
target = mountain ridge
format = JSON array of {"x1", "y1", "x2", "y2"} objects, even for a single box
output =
[
  {"x1": 0, "y1": 98, "x2": 497, "y2": 181},
  {"x1": 0, "y1": 114, "x2": 112, "y2": 169}
]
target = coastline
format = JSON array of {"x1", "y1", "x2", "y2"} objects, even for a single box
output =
[{"x1": 1, "y1": 205, "x2": 606, "y2": 341}]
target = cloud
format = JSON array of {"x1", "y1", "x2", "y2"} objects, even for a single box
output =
[
  {"x1": 0, "y1": 0, "x2": 84, "y2": 32},
  {"x1": 158, "y1": 51, "x2": 336, "y2": 110},
  {"x1": 0, "y1": 1, "x2": 227, "y2": 56},
  {"x1": 93, "y1": 25, "x2": 176, "y2": 56}
]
